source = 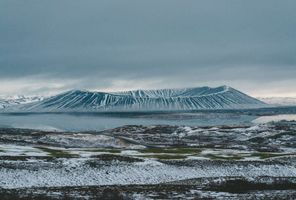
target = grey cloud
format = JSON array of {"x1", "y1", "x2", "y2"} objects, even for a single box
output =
[{"x1": 0, "y1": 0, "x2": 295, "y2": 96}]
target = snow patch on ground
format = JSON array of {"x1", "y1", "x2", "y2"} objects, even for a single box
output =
[
  {"x1": 253, "y1": 114, "x2": 296, "y2": 123},
  {"x1": 0, "y1": 158, "x2": 296, "y2": 189},
  {"x1": 0, "y1": 144, "x2": 48, "y2": 157}
]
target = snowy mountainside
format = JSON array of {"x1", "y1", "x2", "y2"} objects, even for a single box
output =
[
  {"x1": 113, "y1": 86, "x2": 227, "y2": 98},
  {"x1": 0, "y1": 95, "x2": 44, "y2": 109},
  {"x1": 5, "y1": 86, "x2": 267, "y2": 112}
]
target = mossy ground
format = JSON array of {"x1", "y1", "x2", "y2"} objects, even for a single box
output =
[
  {"x1": 251, "y1": 152, "x2": 296, "y2": 159},
  {"x1": 139, "y1": 147, "x2": 202, "y2": 154},
  {"x1": 139, "y1": 154, "x2": 187, "y2": 160},
  {"x1": 204, "y1": 154, "x2": 244, "y2": 160},
  {"x1": 36, "y1": 147, "x2": 78, "y2": 158},
  {"x1": 84, "y1": 148, "x2": 121, "y2": 153}
]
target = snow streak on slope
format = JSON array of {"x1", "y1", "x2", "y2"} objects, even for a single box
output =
[{"x1": 6, "y1": 86, "x2": 267, "y2": 112}]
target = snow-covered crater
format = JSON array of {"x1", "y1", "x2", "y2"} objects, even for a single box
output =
[{"x1": 3, "y1": 86, "x2": 267, "y2": 112}]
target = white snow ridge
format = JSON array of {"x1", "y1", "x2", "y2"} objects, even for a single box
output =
[{"x1": 5, "y1": 86, "x2": 267, "y2": 112}]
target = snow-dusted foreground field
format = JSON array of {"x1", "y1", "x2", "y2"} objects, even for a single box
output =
[
  {"x1": 0, "y1": 121, "x2": 295, "y2": 199},
  {"x1": 1, "y1": 156, "x2": 294, "y2": 188}
]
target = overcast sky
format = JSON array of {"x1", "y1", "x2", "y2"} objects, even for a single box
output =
[{"x1": 0, "y1": 0, "x2": 295, "y2": 97}]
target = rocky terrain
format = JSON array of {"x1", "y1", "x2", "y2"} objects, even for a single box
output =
[{"x1": 0, "y1": 121, "x2": 295, "y2": 199}]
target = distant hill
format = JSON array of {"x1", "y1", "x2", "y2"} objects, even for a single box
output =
[
  {"x1": 0, "y1": 95, "x2": 44, "y2": 109},
  {"x1": 3, "y1": 86, "x2": 267, "y2": 112},
  {"x1": 259, "y1": 97, "x2": 296, "y2": 106}
]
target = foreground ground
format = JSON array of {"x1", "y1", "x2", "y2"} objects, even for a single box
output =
[{"x1": 0, "y1": 121, "x2": 295, "y2": 199}]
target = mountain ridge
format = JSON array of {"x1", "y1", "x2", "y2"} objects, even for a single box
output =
[{"x1": 2, "y1": 86, "x2": 267, "y2": 112}]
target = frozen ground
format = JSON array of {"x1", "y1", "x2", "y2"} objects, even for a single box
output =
[{"x1": 0, "y1": 120, "x2": 295, "y2": 199}]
